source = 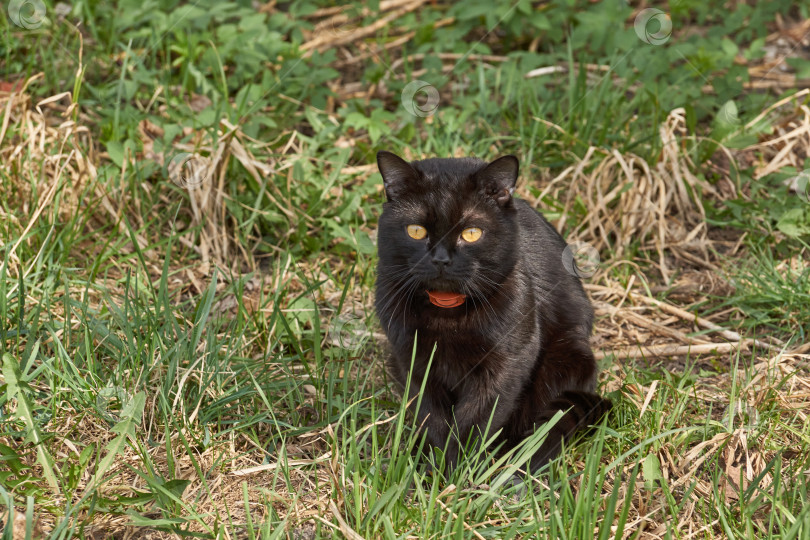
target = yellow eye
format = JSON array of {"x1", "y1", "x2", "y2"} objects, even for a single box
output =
[
  {"x1": 407, "y1": 225, "x2": 427, "y2": 240},
  {"x1": 461, "y1": 227, "x2": 482, "y2": 243}
]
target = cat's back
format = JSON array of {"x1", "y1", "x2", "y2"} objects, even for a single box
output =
[
  {"x1": 512, "y1": 198, "x2": 593, "y2": 332},
  {"x1": 513, "y1": 198, "x2": 567, "y2": 256}
]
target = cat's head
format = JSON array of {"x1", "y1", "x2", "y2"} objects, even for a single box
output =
[{"x1": 375, "y1": 151, "x2": 520, "y2": 316}]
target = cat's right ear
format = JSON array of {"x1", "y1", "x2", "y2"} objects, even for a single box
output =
[
  {"x1": 377, "y1": 151, "x2": 417, "y2": 201},
  {"x1": 477, "y1": 155, "x2": 519, "y2": 206}
]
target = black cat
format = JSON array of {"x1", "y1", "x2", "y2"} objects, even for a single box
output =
[{"x1": 374, "y1": 151, "x2": 611, "y2": 476}]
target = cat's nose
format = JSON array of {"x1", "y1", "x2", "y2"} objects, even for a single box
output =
[{"x1": 431, "y1": 246, "x2": 451, "y2": 268}]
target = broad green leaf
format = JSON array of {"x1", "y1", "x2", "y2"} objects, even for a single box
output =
[
  {"x1": 776, "y1": 208, "x2": 810, "y2": 237},
  {"x1": 642, "y1": 452, "x2": 663, "y2": 490},
  {"x1": 87, "y1": 391, "x2": 146, "y2": 491},
  {"x1": 2, "y1": 352, "x2": 59, "y2": 492}
]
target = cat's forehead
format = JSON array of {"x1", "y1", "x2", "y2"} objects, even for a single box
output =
[
  {"x1": 411, "y1": 157, "x2": 487, "y2": 182},
  {"x1": 409, "y1": 158, "x2": 486, "y2": 202},
  {"x1": 390, "y1": 187, "x2": 492, "y2": 226}
]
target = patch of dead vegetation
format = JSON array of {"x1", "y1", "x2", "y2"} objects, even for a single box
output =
[
  {"x1": 597, "y1": 352, "x2": 810, "y2": 538},
  {"x1": 0, "y1": 74, "x2": 97, "y2": 275}
]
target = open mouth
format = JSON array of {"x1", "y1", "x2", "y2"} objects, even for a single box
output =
[{"x1": 426, "y1": 290, "x2": 466, "y2": 308}]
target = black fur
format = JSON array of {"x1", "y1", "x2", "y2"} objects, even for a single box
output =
[{"x1": 375, "y1": 151, "x2": 611, "y2": 474}]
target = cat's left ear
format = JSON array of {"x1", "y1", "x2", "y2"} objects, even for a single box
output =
[{"x1": 477, "y1": 155, "x2": 519, "y2": 206}]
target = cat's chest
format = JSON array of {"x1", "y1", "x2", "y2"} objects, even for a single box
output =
[
  {"x1": 421, "y1": 330, "x2": 489, "y2": 360},
  {"x1": 409, "y1": 328, "x2": 502, "y2": 381}
]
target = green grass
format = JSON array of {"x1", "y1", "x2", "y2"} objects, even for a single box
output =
[{"x1": 2, "y1": 0, "x2": 810, "y2": 538}]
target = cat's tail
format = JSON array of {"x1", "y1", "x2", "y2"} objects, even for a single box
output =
[{"x1": 529, "y1": 390, "x2": 612, "y2": 472}]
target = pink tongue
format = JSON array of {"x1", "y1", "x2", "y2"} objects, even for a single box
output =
[{"x1": 427, "y1": 290, "x2": 466, "y2": 308}]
